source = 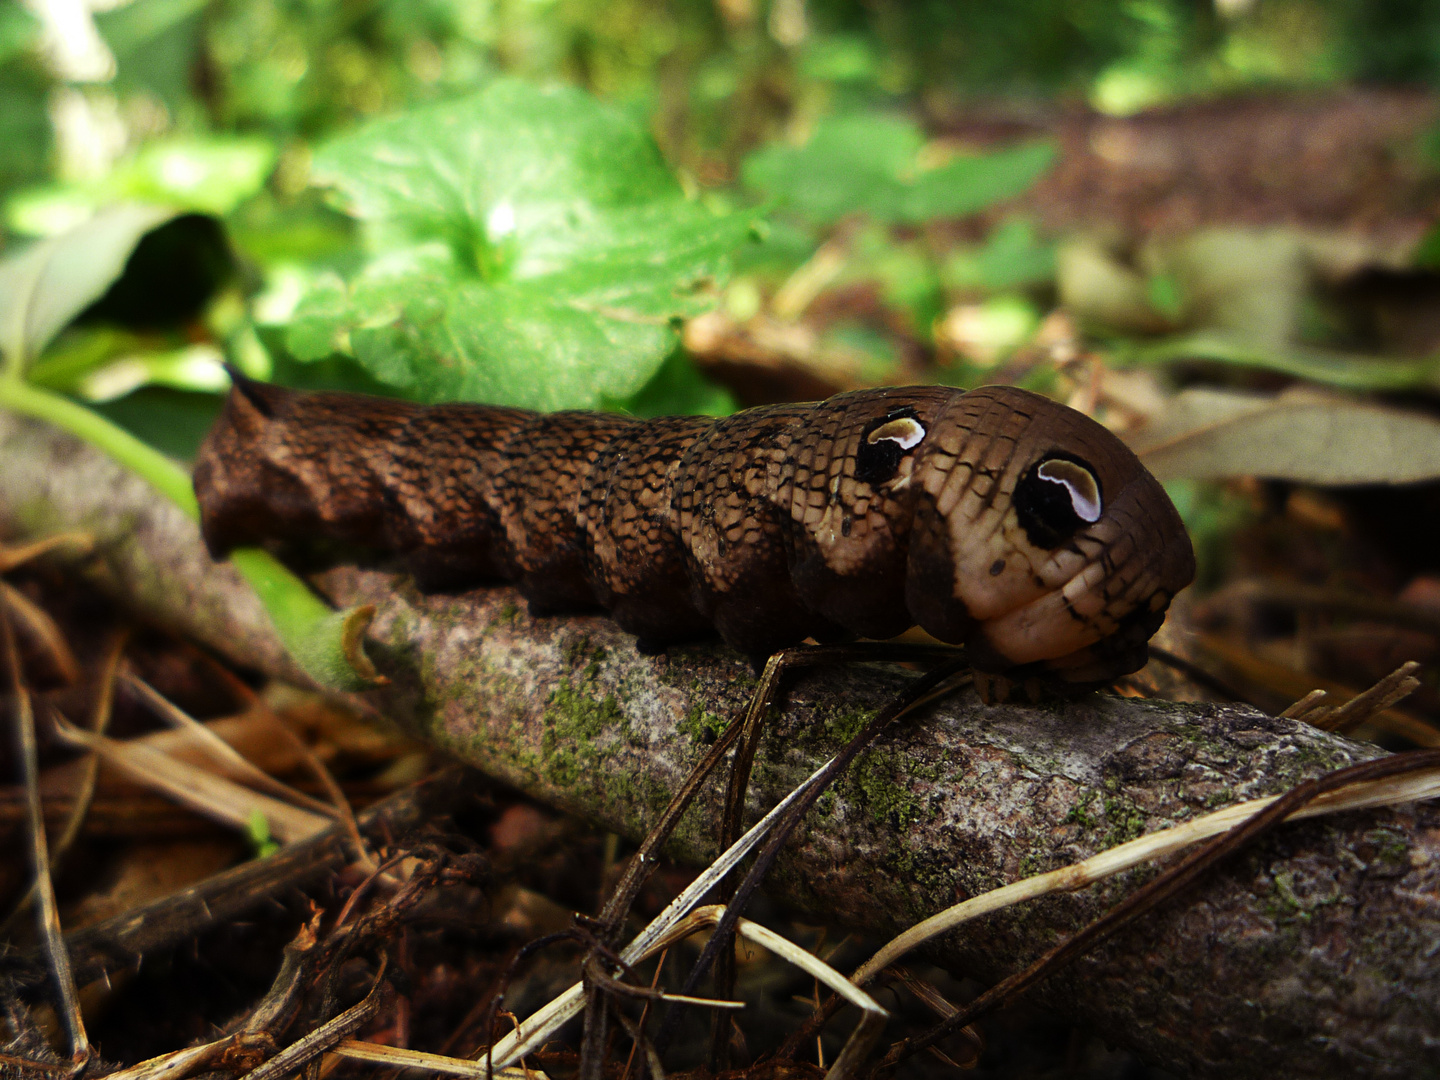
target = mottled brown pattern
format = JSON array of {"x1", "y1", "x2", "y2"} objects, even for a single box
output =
[{"x1": 193, "y1": 378, "x2": 1194, "y2": 683}]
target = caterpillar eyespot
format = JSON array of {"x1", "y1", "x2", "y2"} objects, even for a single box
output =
[
  {"x1": 193, "y1": 379, "x2": 1195, "y2": 686},
  {"x1": 867, "y1": 415, "x2": 926, "y2": 449},
  {"x1": 1039, "y1": 459, "x2": 1102, "y2": 522},
  {"x1": 1013, "y1": 455, "x2": 1103, "y2": 550},
  {"x1": 855, "y1": 408, "x2": 925, "y2": 487}
]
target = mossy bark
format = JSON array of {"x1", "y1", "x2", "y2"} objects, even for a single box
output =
[{"x1": 3, "y1": 409, "x2": 1438, "y2": 1079}]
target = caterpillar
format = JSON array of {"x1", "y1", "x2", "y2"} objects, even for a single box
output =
[{"x1": 193, "y1": 378, "x2": 1194, "y2": 686}]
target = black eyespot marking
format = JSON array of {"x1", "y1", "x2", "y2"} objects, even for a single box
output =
[
  {"x1": 1014, "y1": 453, "x2": 1103, "y2": 549},
  {"x1": 989, "y1": 558, "x2": 1006, "y2": 576},
  {"x1": 856, "y1": 406, "x2": 925, "y2": 486}
]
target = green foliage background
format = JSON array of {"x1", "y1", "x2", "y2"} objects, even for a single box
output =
[
  {"x1": 5, "y1": 0, "x2": 1440, "y2": 450},
  {"x1": 0, "y1": 0, "x2": 1435, "y2": 459}
]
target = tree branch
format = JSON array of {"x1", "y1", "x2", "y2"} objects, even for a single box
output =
[{"x1": 2, "y1": 409, "x2": 1438, "y2": 1078}]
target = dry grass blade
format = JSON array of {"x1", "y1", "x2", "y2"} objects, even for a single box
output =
[
  {"x1": 589, "y1": 727, "x2": 741, "y2": 939},
  {"x1": 1279, "y1": 688, "x2": 1329, "y2": 720},
  {"x1": 772, "y1": 240, "x2": 848, "y2": 320},
  {"x1": 661, "y1": 659, "x2": 973, "y2": 1052},
  {"x1": 240, "y1": 965, "x2": 390, "y2": 1080},
  {"x1": 52, "y1": 716, "x2": 332, "y2": 843},
  {"x1": 42, "y1": 768, "x2": 465, "y2": 991},
  {"x1": 121, "y1": 668, "x2": 338, "y2": 818},
  {"x1": 852, "y1": 752, "x2": 1440, "y2": 988},
  {"x1": 867, "y1": 749, "x2": 1440, "y2": 1073},
  {"x1": 1146, "y1": 644, "x2": 1253, "y2": 704},
  {"x1": 1312, "y1": 661, "x2": 1422, "y2": 735},
  {"x1": 0, "y1": 532, "x2": 91, "y2": 573},
  {"x1": 887, "y1": 968, "x2": 983, "y2": 1067},
  {"x1": 93, "y1": 1040, "x2": 231, "y2": 1080},
  {"x1": 0, "y1": 632, "x2": 124, "y2": 936},
  {"x1": 0, "y1": 1054, "x2": 69, "y2": 1077},
  {"x1": 698, "y1": 643, "x2": 960, "y2": 1074},
  {"x1": 1195, "y1": 631, "x2": 1440, "y2": 746},
  {"x1": 651, "y1": 907, "x2": 890, "y2": 1080},
  {"x1": 612, "y1": 1012, "x2": 664, "y2": 1080},
  {"x1": 329, "y1": 1041, "x2": 540, "y2": 1079},
  {"x1": 0, "y1": 581, "x2": 80, "y2": 685},
  {"x1": 200, "y1": 660, "x2": 376, "y2": 871},
  {"x1": 2, "y1": 600, "x2": 88, "y2": 1063},
  {"x1": 587, "y1": 965, "x2": 744, "y2": 1009},
  {"x1": 1212, "y1": 577, "x2": 1440, "y2": 639},
  {"x1": 483, "y1": 760, "x2": 836, "y2": 1069}
]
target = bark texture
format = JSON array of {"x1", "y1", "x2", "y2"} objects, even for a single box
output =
[{"x1": 2, "y1": 410, "x2": 1439, "y2": 1079}]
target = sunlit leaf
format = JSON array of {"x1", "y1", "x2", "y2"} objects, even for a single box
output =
[
  {"x1": 288, "y1": 79, "x2": 754, "y2": 410},
  {"x1": 1127, "y1": 387, "x2": 1440, "y2": 484},
  {"x1": 7, "y1": 137, "x2": 276, "y2": 236},
  {"x1": 118, "y1": 137, "x2": 277, "y2": 214},
  {"x1": 799, "y1": 33, "x2": 880, "y2": 84},
  {"x1": 74, "y1": 344, "x2": 228, "y2": 402}
]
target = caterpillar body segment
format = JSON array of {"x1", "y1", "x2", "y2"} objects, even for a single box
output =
[{"x1": 194, "y1": 378, "x2": 1194, "y2": 685}]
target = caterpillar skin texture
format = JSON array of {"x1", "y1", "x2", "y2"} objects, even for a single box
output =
[{"x1": 193, "y1": 380, "x2": 1195, "y2": 685}]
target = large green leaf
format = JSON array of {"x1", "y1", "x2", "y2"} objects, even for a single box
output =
[
  {"x1": 742, "y1": 111, "x2": 1055, "y2": 226},
  {"x1": 287, "y1": 79, "x2": 755, "y2": 410}
]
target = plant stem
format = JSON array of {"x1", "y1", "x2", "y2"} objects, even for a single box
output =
[{"x1": 0, "y1": 377, "x2": 198, "y2": 516}]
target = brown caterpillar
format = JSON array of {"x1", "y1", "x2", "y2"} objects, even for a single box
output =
[{"x1": 193, "y1": 378, "x2": 1194, "y2": 686}]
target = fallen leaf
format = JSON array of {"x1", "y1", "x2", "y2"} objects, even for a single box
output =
[{"x1": 1126, "y1": 387, "x2": 1440, "y2": 484}]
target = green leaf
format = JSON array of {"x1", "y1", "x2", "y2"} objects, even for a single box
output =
[
  {"x1": 1414, "y1": 220, "x2": 1440, "y2": 271},
  {"x1": 742, "y1": 112, "x2": 922, "y2": 224},
  {"x1": 0, "y1": 204, "x2": 178, "y2": 375},
  {"x1": 893, "y1": 141, "x2": 1056, "y2": 224},
  {"x1": 246, "y1": 808, "x2": 280, "y2": 858},
  {"x1": 1145, "y1": 272, "x2": 1185, "y2": 320},
  {"x1": 613, "y1": 350, "x2": 736, "y2": 418},
  {"x1": 742, "y1": 111, "x2": 1055, "y2": 226},
  {"x1": 862, "y1": 236, "x2": 942, "y2": 333},
  {"x1": 799, "y1": 33, "x2": 881, "y2": 84},
  {"x1": 283, "y1": 273, "x2": 351, "y2": 362},
  {"x1": 91, "y1": 386, "x2": 224, "y2": 460},
  {"x1": 28, "y1": 327, "x2": 228, "y2": 405},
  {"x1": 289, "y1": 80, "x2": 753, "y2": 409},
  {"x1": 1127, "y1": 387, "x2": 1440, "y2": 485},
  {"x1": 942, "y1": 218, "x2": 1056, "y2": 293},
  {"x1": 0, "y1": 2, "x2": 39, "y2": 65}
]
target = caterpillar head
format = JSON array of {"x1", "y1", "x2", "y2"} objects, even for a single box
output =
[{"x1": 902, "y1": 385, "x2": 1194, "y2": 686}]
